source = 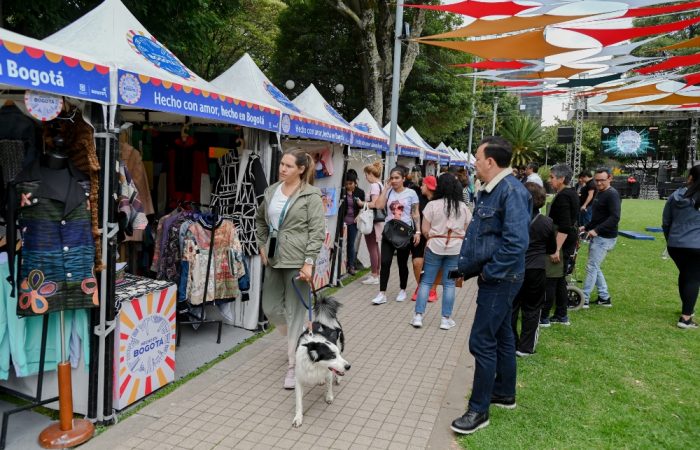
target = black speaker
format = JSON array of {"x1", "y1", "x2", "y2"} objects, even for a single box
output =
[{"x1": 557, "y1": 127, "x2": 574, "y2": 144}]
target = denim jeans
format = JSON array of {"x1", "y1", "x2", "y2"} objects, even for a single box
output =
[
  {"x1": 579, "y1": 206, "x2": 592, "y2": 228},
  {"x1": 583, "y1": 236, "x2": 617, "y2": 301},
  {"x1": 468, "y1": 277, "x2": 523, "y2": 413},
  {"x1": 415, "y1": 249, "x2": 459, "y2": 317},
  {"x1": 345, "y1": 223, "x2": 358, "y2": 272}
]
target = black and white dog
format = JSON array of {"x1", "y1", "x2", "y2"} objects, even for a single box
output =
[{"x1": 292, "y1": 295, "x2": 351, "y2": 428}]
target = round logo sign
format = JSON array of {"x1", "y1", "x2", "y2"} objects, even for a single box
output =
[
  {"x1": 354, "y1": 122, "x2": 371, "y2": 133},
  {"x1": 616, "y1": 130, "x2": 642, "y2": 155},
  {"x1": 281, "y1": 113, "x2": 292, "y2": 134},
  {"x1": 127, "y1": 31, "x2": 194, "y2": 80},
  {"x1": 125, "y1": 314, "x2": 172, "y2": 377},
  {"x1": 24, "y1": 91, "x2": 63, "y2": 121},
  {"x1": 265, "y1": 81, "x2": 300, "y2": 113},
  {"x1": 119, "y1": 73, "x2": 142, "y2": 105}
]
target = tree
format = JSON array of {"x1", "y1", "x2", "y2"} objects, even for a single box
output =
[
  {"x1": 499, "y1": 115, "x2": 543, "y2": 167},
  {"x1": 325, "y1": 0, "x2": 432, "y2": 123}
]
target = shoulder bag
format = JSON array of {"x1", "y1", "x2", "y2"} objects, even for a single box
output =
[
  {"x1": 382, "y1": 219, "x2": 414, "y2": 249},
  {"x1": 373, "y1": 183, "x2": 387, "y2": 223},
  {"x1": 357, "y1": 204, "x2": 374, "y2": 235}
]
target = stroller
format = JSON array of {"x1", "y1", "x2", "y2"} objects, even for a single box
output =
[{"x1": 565, "y1": 232, "x2": 587, "y2": 310}]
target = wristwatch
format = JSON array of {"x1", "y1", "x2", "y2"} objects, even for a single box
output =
[{"x1": 304, "y1": 257, "x2": 315, "y2": 266}]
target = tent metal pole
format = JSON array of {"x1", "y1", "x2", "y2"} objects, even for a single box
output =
[
  {"x1": 387, "y1": 1, "x2": 404, "y2": 172},
  {"x1": 467, "y1": 67, "x2": 477, "y2": 157}
]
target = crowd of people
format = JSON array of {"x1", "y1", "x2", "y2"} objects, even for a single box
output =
[{"x1": 255, "y1": 142, "x2": 699, "y2": 435}]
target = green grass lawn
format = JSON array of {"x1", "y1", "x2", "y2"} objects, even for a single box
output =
[{"x1": 458, "y1": 199, "x2": 700, "y2": 449}]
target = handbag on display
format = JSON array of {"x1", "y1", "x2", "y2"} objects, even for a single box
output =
[
  {"x1": 357, "y1": 204, "x2": 374, "y2": 235},
  {"x1": 382, "y1": 219, "x2": 414, "y2": 249}
]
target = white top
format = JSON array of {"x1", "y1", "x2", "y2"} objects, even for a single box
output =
[
  {"x1": 526, "y1": 172, "x2": 544, "y2": 187},
  {"x1": 385, "y1": 188, "x2": 419, "y2": 226},
  {"x1": 423, "y1": 199, "x2": 472, "y2": 255},
  {"x1": 268, "y1": 184, "x2": 289, "y2": 230}
]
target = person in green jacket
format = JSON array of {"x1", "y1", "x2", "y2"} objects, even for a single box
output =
[{"x1": 255, "y1": 148, "x2": 326, "y2": 389}]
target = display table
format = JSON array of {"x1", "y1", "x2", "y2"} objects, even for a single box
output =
[{"x1": 114, "y1": 275, "x2": 177, "y2": 410}]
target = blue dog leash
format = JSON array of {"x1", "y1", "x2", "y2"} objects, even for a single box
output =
[{"x1": 291, "y1": 277, "x2": 314, "y2": 324}]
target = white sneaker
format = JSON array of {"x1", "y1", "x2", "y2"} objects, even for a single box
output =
[
  {"x1": 582, "y1": 301, "x2": 590, "y2": 309},
  {"x1": 372, "y1": 293, "x2": 387, "y2": 305},
  {"x1": 396, "y1": 290, "x2": 407, "y2": 302},
  {"x1": 440, "y1": 317, "x2": 456, "y2": 330},
  {"x1": 411, "y1": 314, "x2": 423, "y2": 328},
  {"x1": 362, "y1": 275, "x2": 380, "y2": 285}
]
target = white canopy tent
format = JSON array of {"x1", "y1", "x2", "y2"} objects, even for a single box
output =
[
  {"x1": 405, "y1": 126, "x2": 440, "y2": 162},
  {"x1": 291, "y1": 84, "x2": 354, "y2": 145},
  {"x1": 350, "y1": 108, "x2": 389, "y2": 153},
  {"x1": 45, "y1": 0, "x2": 280, "y2": 131}
]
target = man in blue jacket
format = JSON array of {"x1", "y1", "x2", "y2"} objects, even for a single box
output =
[{"x1": 451, "y1": 136, "x2": 532, "y2": 435}]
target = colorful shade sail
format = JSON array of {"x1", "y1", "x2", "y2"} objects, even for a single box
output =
[
  {"x1": 635, "y1": 53, "x2": 700, "y2": 75},
  {"x1": 420, "y1": 15, "x2": 588, "y2": 39},
  {"x1": 557, "y1": 73, "x2": 623, "y2": 88},
  {"x1": 658, "y1": 35, "x2": 700, "y2": 51},
  {"x1": 419, "y1": 30, "x2": 576, "y2": 59},
  {"x1": 683, "y1": 72, "x2": 700, "y2": 87},
  {"x1": 562, "y1": 16, "x2": 700, "y2": 47},
  {"x1": 622, "y1": 0, "x2": 700, "y2": 17},
  {"x1": 452, "y1": 60, "x2": 532, "y2": 70},
  {"x1": 522, "y1": 90, "x2": 569, "y2": 96},
  {"x1": 404, "y1": 1, "x2": 534, "y2": 18}
]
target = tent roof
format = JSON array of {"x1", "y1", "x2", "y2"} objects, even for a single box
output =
[
  {"x1": 293, "y1": 84, "x2": 353, "y2": 145},
  {"x1": 350, "y1": 109, "x2": 389, "y2": 153},
  {"x1": 383, "y1": 124, "x2": 422, "y2": 158},
  {"x1": 45, "y1": 0, "x2": 280, "y2": 130},
  {"x1": 0, "y1": 27, "x2": 111, "y2": 104}
]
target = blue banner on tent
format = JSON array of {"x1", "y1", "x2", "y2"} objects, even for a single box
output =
[
  {"x1": 439, "y1": 154, "x2": 451, "y2": 165},
  {"x1": 398, "y1": 145, "x2": 421, "y2": 158},
  {"x1": 450, "y1": 159, "x2": 466, "y2": 167},
  {"x1": 0, "y1": 39, "x2": 110, "y2": 103},
  {"x1": 117, "y1": 69, "x2": 280, "y2": 132},
  {"x1": 424, "y1": 151, "x2": 439, "y2": 162},
  {"x1": 353, "y1": 132, "x2": 388, "y2": 153},
  {"x1": 280, "y1": 113, "x2": 353, "y2": 145}
]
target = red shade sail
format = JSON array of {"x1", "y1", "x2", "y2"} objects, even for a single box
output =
[
  {"x1": 634, "y1": 53, "x2": 700, "y2": 74},
  {"x1": 683, "y1": 72, "x2": 700, "y2": 87},
  {"x1": 622, "y1": 0, "x2": 700, "y2": 18},
  {"x1": 522, "y1": 90, "x2": 569, "y2": 96},
  {"x1": 404, "y1": 0, "x2": 533, "y2": 18},
  {"x1": 562, "y1": 16, "x2": 700, "y2": 47},
  {"x1": 453, "y1": 60, "x2": 533, "y2": 70}
]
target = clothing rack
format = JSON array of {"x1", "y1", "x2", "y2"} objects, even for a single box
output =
[
  {"x1": 0, "y1": 315, "x2": 57, "y2": 450},
  {"x1": 176, "y1": 204, "x2": 222, "y2": 346}
]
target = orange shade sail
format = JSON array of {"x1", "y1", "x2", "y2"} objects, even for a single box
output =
[
  {"x1": 418, "y1": 30, "x2": 576, "y2": 59},
  {"x1": 658, "y1": 35, "x2": 700, "y2": 51},
  {"x1": 601, "y1": 84, "x2": 667, "y2": 103},
  {"x1": 518, "y1": 66, "x2": 591, "y2": 79},
  {"x1": 632, "y1": 93, "x2": 700, "y2": 106},
  {"x1": 419, "y1": 15, "x2": 588, "y2": 39}
]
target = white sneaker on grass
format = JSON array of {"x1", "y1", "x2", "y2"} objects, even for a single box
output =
[
  {"x1": 440, "y1": 317, "x2": 456, "y2": 330},
  {"x1": 396, "y1": 290, "x2": 407, "y2": 302},
  {"x1": 372, "y1": 293, "x2": 387, "y2": 305},
  {"x1": 362, "y1": 275, "x2": 380, "y2": 285},
  {"x1": 411, "y1": 314, "x2": 423, "y2": 328}
]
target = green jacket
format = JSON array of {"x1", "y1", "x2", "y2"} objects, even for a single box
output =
[{"x1": 255, "y1": 181, "x2": 326, "y2": 269}]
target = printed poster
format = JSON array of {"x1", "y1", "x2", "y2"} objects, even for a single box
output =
[{"x1": 320, "y1": 187, "x2": 338, "y2": 217}]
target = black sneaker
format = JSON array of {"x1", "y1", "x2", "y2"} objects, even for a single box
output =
[
  {"x1": 451, "y1": 410, "x2": 490, "y2": 435},
  {"x1": 550, "y1": 315, "x2": 571, "y2": 326},
  {"x1": 491, "y1": 395, "x2": 516, "y2": 409},
  {"x1": 677, "y1": 317, "x2": 698, "y2": 329},
  {"x1": 594, "y1": 297, "x2": 612, "y2": 307}
]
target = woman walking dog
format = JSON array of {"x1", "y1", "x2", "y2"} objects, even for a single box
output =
[{"x1": 256, "y1": 148, "x2": 325, "y2": 389}]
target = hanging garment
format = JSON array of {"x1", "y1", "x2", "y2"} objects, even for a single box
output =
[
  {"x1": 0, "y1": 140, "x2": 26, "y2": 187},
  {"x1": 0, "y1": 103, "x2": 39, "y2": 168},
  {"x1": 5, "y1": 159, "x2": 98, "y2": 316},
  {"x1": 48, "y1": 109, "x2": 102, "y2": 270},
  {"x1": 182, "y1": 219, "x2": 244, "y2": 304},
  {"x1": 211, "y1": 151, "x2": 267, "y2": 256},
  {"x1": 120, "y1": 142, "x2": 155, "y2": 217},
  {"x1": 117, "y1": 162, "x2": 148, "y2": 240},
  {"x1": 166, "y1": 137, "x2": 208, "y2": 209}
]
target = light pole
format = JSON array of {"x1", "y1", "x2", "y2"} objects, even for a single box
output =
[
  {"x1": 491, "y1": 95, "x2": 499, "y2": 135},
  {"x1": 387, "y1": 0, "x2": 404, "y2": 172},
  {"x1": 545, "y1": 144, "x2": 549, "y2": 167}
]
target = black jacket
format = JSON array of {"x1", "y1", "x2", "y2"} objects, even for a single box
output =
[
  {"x1": 338, "y1": 187, "x2": 365, "y2": 221},
  {"x1": 0, "y1": 104, "x2": 40, "y2": 169},
  {"x1": 586, "y1": 187, "x2": 621, "y2": 238}
]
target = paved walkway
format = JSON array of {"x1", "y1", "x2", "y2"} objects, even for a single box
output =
[{"x1": 86, "y1": 269, "x2": 478, "y2": 450}]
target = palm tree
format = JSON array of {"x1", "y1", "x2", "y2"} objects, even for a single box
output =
[{"x1": 499, "y1": 115, "x2": 544, "y2": 167}]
